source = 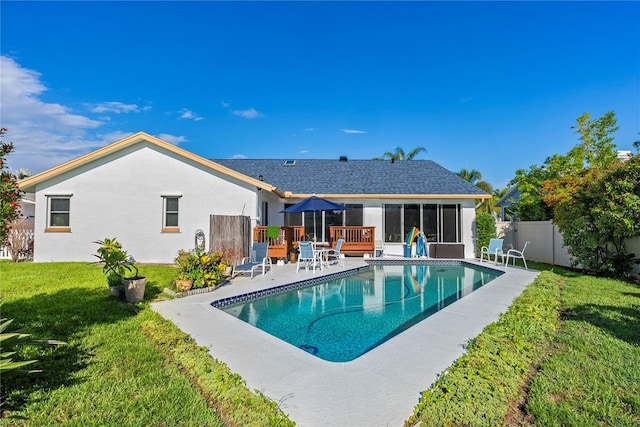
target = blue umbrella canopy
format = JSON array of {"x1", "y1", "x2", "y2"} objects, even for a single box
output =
[
  {"x1": 280, "y1": 195, "x2": 348, "y2": 241},
  {"x1": 279, "y1": 195, "x2": 348, "y2": 213}
]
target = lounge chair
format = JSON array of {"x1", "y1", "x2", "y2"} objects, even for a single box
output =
[
  {"x1": 233, "y1": 242, "x2": 271, "y2": 279},
  {"x1": 297, "y1": 241, "x2": 320, "y2": 272},
  {"x1": 505, "y1": 241, "x2": 530, "y2": 270},
  {"x1": 326, "y1": 238, "x2": 344, "y2": 265},
  {"x1": 480, "y1": 238, "x2": 505, "y2": 265}
]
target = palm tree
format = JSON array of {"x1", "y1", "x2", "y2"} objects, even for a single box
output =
[
  {"x1": 373, "y1": 146, "x2": 426, "y2": 160},
  {"x1": 457, "y1": 168, "x2": 482, "y2": 184},
  {"x1": 458, "y1": 168, "x2": 495, "y2": 214}
]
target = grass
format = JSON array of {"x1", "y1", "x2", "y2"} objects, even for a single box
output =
[
  {"x1": 2, "y1": 259, "x2": 639, "y2": 426},
  {"x1": 0, "y1": 261, "x2": 294, "y2": 426},
  {"x1": 406, "y1": 261, "x2": 640, "y2": 426}
]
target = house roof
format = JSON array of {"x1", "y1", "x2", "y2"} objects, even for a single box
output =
[
  {"x1": 18, "y1": 132, "x2": 277, "y2": 194},
  {"x1": 494, "y1": 185, "x2": 521, "y2": 207},
  {"x1": 18, "y1": 132, "x2": 489, "y2": 200},
  {"x1": 214, "y1": 158, "x2": 490, "y2": 199}
]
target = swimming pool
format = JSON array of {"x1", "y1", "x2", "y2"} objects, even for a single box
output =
[{"x1": 213, "y1": 261, "x2": 502, "y2": 362}]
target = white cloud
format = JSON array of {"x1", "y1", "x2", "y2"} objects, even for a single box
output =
[
  {"x1": 232, "y1": 108, "x2": 263, "y2": 119},
  {"x1": 231, "y1": 154, "x2": 248, "y2": 159},
  {"x1": 460, "y1": 96, "x2": 474, "y2": 103},
  {"x1": 221, "y1": 100, "x2": 263, "y2": 119},
  {"x1": 178, "y1": 108, "x2": 203, "y2": 121},
  {"x1": 304, "y1": 127, "x2": 318, "y2": 132},
  {"x1": 88, "y1": 101, "x2": 142, "y2": 114},
  {"x1": 341, "y1": 129, "x2": 367, "y2": 134},
  {"x1": 155, "y1": 133, "x2": 187, "y2": 145},
  {"x1": 0, "y1": 55, "x2": 105, "y2": 173}
]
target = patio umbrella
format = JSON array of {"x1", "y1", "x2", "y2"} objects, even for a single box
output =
[{"x1": 280, "y1": 195, "x2": 349, "y2": 241}]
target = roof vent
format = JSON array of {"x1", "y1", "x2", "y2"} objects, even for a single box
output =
[
  {"x1": 339, "y1": 156, "x2": 348, "y2": 162},
  {"x1": 283, "y1": 160, "x2": 296, "y2": 166}
]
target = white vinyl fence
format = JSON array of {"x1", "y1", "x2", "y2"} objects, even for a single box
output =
[
  {"x1": 0, "y1": 219, "x2": 35, "y2": 261},
  {"x1": 497, "y1": 220, "x2": 640, "y2": 277}
]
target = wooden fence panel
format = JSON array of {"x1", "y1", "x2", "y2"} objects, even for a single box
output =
[{"x1": 209, "y1": 215, "x2": 250, "y2": 266}]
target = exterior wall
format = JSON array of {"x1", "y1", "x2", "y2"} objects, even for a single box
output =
[{"x1": 32, "y1": 142, "x2": 257, "y2": 263}]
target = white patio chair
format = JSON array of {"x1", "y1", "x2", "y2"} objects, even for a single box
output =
[{"x1": 505, "y1": 241, "x2": 530, "y2": 270}]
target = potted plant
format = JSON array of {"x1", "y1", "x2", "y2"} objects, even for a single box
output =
[
  {"x1": 106, "y1": 272, "x2": 124, "y2": 298},
  {"x1": 174, "y1": 250, "x2": 198, "y2": 292},
  {"x1": 173, "y1": 248, "x2": 228, "y2": 291},
  {"x1": 93, "y1": 238, "x2": 146, "y2": 303}
]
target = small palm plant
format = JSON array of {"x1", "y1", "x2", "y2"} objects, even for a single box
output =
[{"x1": 0, "y1": 302, "x2": 66, "y2": 377}]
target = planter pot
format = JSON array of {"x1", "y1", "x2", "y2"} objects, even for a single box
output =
[
  {"x1": 175, "y1": 278, "x2": 194, "y2": 292},
  {"x1": 109, "y1": 286, "x2": 124, "y2": 299},
  {"x1": 124, "y1": 277, "x2": 147, "y2": 303},
  {"x1": 224, "y1": 266, "x2": 233, "y2": 277}
]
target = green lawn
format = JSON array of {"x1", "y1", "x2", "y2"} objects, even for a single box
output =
[
  {"x1": 1, "y1": 260, "x2": 639, "y2": 426},
  {"x1": 407, "y1": 261, "x2": 640, "y2": 426},
  {"x1": 0, "y1": 262, "x2": 293, "y2": 426}
]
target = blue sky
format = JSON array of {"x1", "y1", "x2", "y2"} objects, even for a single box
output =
[{"x1": 1, "y1": 1, "x2": 638, "y2": 189}]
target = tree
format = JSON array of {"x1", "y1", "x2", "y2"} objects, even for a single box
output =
[
  {"x1": 543, "y1": 156, "x2": 640, "y2": 278},
  {"x1": 373, "y1": 146, "x2": 426, "y2": 160},
  {"x1": 509, "y1": 111, "x2": 620, "y2": 221},
  {"x1": 540, "y1": 111, "x2": 640, "y2": 279},
  {"x1": 0, "y1": 128, "x2": 23, "y2": 247},
  {"x1": 457, "y1": 168, "x2": 494, "y2": 214},
  {"x1": 509, "y1": 165, "x2": 554, "y2": 221}
]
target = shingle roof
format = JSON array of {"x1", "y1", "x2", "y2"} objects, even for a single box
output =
[{"x1": 212, "y1": 158, "x2": 489, "y2": 197}]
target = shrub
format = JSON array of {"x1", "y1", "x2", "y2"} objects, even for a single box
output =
[{"x1": 475, "y1": 212, "x2": 496, "y2": 255}]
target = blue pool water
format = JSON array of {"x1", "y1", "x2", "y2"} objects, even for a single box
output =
[{"x1": 215, "y1": 262, "x2": 502, "y2": 362}]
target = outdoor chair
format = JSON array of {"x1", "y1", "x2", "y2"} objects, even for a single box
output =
[
  {"x1": 297, "y1": 241, "x2": 320, "y2": 272},
  {"x1": 326, "y1": 238, "x2": 344, "y2": 266},
  {"x1": 505, "y1": 241, "x2": 530, "y2": 270},
  {"x1": 480, "y1": 238, "x2": 505, "y2": 265},
  {"x1": 233, "y1": 242, "x2": 271, "y2": 279}
]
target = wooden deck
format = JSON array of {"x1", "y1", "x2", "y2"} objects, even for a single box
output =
[
  {"x1": 329, "y1": 226, "x2": 375, "y2": 255},
  {"x1": 253, "y1": 225, "x2": 376, "y2": 258},
  {"x1": 253, "y1": 226, "x2": 304, "y2": 259}
]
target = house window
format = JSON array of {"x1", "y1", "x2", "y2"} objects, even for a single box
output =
[
  {"x1": 46, "y1": 195, "x2": 71, "y2": 232},
  {"x1": 440, "y1": 204, "x2": 461, "y2": 243},
  {"x1": 383, "y1": 203, "x2": 461, "y2": 243},
  {"x1": 384, "y1": 204, "x2": 402, "y2": 242},
  {"x1": 344, "y1": 204, "x2": 363, "y2": 226},
  {"x1": 162, "y1": 196, "x2": 181, "y2": 232}
]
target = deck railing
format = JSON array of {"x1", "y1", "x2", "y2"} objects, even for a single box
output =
[
  {"x1": 253, "y1": 225, "x2": 376, "y2": 257},
  {"x1": 253, "y1": 226, "x2": 305, "y2": 259},
  {"x1": 329, "y1": 226, "x2": 375, "y2": 255}
]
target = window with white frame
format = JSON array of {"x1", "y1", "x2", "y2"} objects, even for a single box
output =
[
  {"x1": 47, "y1": 195, "x2": 71, "y2": 230},
  {"x1": 162, "y1": 195, "x2": 181, "y2": 231}
]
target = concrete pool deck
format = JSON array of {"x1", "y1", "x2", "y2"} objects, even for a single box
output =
[{"x1": 151, "y1": 257, "x2": 539, "y2": 427}]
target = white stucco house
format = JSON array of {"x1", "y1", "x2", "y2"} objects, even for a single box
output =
[{"x1": 19, "y1": 132, "x2": 490, "y2": 263}]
